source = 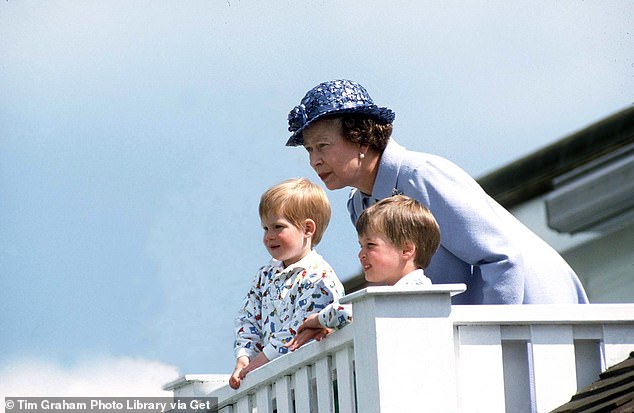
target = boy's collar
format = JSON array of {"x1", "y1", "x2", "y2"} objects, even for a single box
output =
[{"x1": 273, "y1": 249, "x2": 318, "y2": 272}]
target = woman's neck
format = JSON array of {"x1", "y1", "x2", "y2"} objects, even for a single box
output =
[{"x1": 357, "y1": 150, "x2": 381, "y2": 195}]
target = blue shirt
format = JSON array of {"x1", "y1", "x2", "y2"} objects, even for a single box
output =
[{"x1": 348, "y1": 140, "x2": 588, "y2": 304}]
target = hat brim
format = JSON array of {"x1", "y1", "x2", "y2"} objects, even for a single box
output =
[{"x1": 285, "y1": 106, "x2": 395, "y2": 147}]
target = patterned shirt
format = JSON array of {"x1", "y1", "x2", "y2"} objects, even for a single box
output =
[
  {"x1": 318, "y1": 269, "x2": 431, "y2": 330},
  {"x1": 234, "y1": 250, "x2": 344, "y2": 361}
]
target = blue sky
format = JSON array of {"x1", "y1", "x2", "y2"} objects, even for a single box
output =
[{"x1": 1, "y1": 0, "x2": 633, "y2": 395}]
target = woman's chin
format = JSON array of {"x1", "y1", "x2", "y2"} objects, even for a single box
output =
[{"x1": 323, "y1": 180, "x2": 346, "y2": 191}]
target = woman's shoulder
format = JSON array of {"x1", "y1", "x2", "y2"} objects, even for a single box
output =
[
  {"x1": 392, "y1": 141, "x2": 472, "y2": 180},
  {"x1": 397, "y1": 143, "x2": 456, "y2": 168}
]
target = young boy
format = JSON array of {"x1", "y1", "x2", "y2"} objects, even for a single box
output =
[
  {"x1": 287, "y1": 195, "x2": 440, "y2": 350},
  {"x1": 230, "y1": 178, "x2": 344, "y2": 389}
]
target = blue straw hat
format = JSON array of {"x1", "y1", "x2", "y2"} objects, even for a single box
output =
[{"x1": 285, "y1": 79, "x2": 395, "y2": 147}]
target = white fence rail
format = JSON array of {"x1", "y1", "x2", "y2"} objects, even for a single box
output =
[{"x1": 164, "y1": 285, "x2": 634, "y2": 413}]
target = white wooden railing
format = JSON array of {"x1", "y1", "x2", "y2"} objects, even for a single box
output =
[{"x1": 164, "y1": 285, "x2": 634, "y2": 413}]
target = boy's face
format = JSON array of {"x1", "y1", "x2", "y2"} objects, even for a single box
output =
[
  {"x1": 357, "y1": 230, "x2": 408, "y2": 286},
  {"x1": 261, "y1": 213, "x2": 311, "y2": 267}
]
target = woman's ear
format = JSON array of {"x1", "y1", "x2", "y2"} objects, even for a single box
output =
[
  {"x1": 359, "y1": 143, "x2": 370, "y2": 158},
  {"x1": 303, "y1": 219, "x2": 316, "y2": 238}
]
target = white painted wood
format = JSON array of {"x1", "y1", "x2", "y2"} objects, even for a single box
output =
[
  {"x1": 274, "y1": 376, "x2": 293, "y2": 413},
  {"x1": 530, "y1": 325, "x2": 577, "y2": 413},
  {"x1": 501, "y1": 340, "x2": 531, "y2": 413},
  {"x1": 314, "y1": 357, "x2": 334, "y2": 413},
  {"x1": 235, "y1": 396, "x2": 250, "y2": 413},
  {"x1": 501, "y1": 325, "x2": 530, "y2": 340},
  {"x1": 574, "y1": 340, "x2": 602, "y2": 390},
  {"x1": 334, "y1": 347, "x2": 355, "y2": 413},
  {"x1": 573, "y1": 324, "x2": 602, "y2": 340},
  {"x1": 603, "y1": 324, "x2": 634, "y2": 369},
  {"x1": 352, "y1": 288, "x2": 458, "y2": 413},
  {"x1": 209, "y1": 327, "x2": 354, "y2": 405},
  {"x1": 348, "y1": 298, "x2": 380, "y2": 413},
  {"x1": 165, "y1": 295, "x2": 634, "y2": 413},
  {"x1": 339, "y1": 284, "x2": 467, "y2": 304},
  {"x1": 293, "y1": 366, "x2": 311, "y2": 413},
  {"x1": 451, "y1": 304, "x2": 634, "y2": 324},
  {"x1": 163, "y1": 374, "x2": 230, "y2": 397},
  {"x1": 456, "y1": 325, "x2": 505, "y2": 413},
  {"x1": 255, "y1": 385, "x2": 271, "y2": 413}
]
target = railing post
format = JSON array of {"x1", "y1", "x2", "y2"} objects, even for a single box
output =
[{"x1": 341, "y1": 284, "x2": 465, "y2": 413}]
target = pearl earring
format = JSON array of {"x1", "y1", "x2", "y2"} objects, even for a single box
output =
[{"x1": 359, "y1": 153, "x2": 365, "y2": 160}]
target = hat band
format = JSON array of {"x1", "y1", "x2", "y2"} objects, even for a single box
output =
[{"x1": 306, "y1": 101, "x2": 374, "y2": 122}]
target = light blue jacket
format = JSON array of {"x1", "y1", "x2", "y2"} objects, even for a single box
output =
[{"x1": 348, "y1": 140, "x2": 589, "y2": 304}]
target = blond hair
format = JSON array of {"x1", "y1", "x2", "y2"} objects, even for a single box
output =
[
  {"x1": 259, "y1": 178, "x2": 331, "y2": 246},
  {"x1": 356, "y1": 195, "x2": 440, "y2": 269}
]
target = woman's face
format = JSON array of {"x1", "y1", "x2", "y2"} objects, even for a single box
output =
[{"x1": 302, "y1": 118, "x2": 364, "y2": 191}]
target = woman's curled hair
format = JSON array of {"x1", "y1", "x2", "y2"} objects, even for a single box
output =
[{"x1": 338, "y1": 114, "x2": 393, "y2": 152}]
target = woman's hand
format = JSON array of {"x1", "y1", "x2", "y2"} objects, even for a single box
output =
[{"x1": 286, "y1": 313, "x2": 333, "y2": 351}]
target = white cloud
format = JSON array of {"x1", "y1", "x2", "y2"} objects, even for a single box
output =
[{"x1": 0, "y1": 356, "x2": 180, "y2": 398}]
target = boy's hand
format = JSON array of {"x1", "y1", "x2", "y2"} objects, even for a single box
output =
[
  {"x1": 238, "y1": 353, "x2": 269, "y2": 379},
  {"x1": 286, "y1": 314, "x2": 333, "y2": 351},
  {"x1": 286, "y1": 327, "x2": 332, "y2": 351},
  {"x1": 229, "y1": 356, "x2": 250, "y2": 389},
  {"x1": 298, "y1": 313, "x2": 322, "y2": 331}
]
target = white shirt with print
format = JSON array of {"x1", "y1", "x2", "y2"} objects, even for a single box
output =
[
  {"x1": 318, "y1": 268, "x2": 431, "y2": 330},
  {"x1": 234, "y1": 250, "x2": 344, "y2": 361}
]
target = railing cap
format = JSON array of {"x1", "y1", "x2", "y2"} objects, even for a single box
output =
[
  {"x1": 162, "y1": 374, "x2": 229, "y2": 391},
  {"x1": 339, "y1": 283, "x2": 467, "y2": 304},
  {"x1": 451, "y1": 303, "x2": 634, "y2": 324}
]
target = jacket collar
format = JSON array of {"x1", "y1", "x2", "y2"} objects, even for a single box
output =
[{"x1": 369, "y1": 139, "x2": 406, "y2": 200}]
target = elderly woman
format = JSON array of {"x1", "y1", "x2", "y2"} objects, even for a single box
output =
[{"x1": 285, "y1": 79, "x2": 588, "y2": 305}]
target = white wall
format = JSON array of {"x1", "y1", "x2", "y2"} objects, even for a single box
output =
[{"x1": 510, "y1": 197, "x2": 634, "y2": 303}]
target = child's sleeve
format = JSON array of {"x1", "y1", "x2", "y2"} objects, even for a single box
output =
[
  {"x1": 318, "y1": 301, "x2": 352, "y2": 330},
  {"x1": 261, "y1": 268, "x2": 344, "y2": 361},
  {"x1": 233, "y1": 269, "x2": 265, "y2": 360}
]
